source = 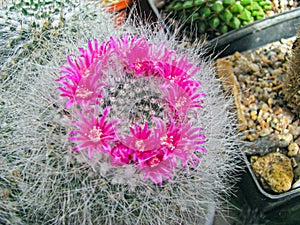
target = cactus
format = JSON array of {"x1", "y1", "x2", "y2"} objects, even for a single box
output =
[
  {"x1": 164, "y1": 0, "x2": 272, "y2": 39},
  {"x1": 0, "y1": 0, "x2": 107, "y2": 82},
  {"x1": 283, "y1": 29, "x2": 300, "y2": 117},
  {"x1": 1, "y1": 1, "x2": 241, "y2": 224}
]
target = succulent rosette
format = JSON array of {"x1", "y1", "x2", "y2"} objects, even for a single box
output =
[{"x1": 57, "y1": 35, "x2": 207, "y2": 184}]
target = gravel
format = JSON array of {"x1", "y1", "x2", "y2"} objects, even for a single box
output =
[{"x1": 218, "y1": 37, "x2": 300, "y2": 193}]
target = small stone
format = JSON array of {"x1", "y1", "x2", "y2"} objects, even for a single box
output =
[
  {"x1": 248, "y1": 103, "x2": 258, "y2": 111},
  {"x1": 261, "y1": 55, "x2": 270, "y2": 65},
  {"x1": 271, "y1": 68, "x2": 282, "y2": 77},
  {"x1": 249, "y1": 94, "x2": 256, "y2": 103},
  {"x1": 247, "y1": 133, "x2": 258, "y2": 142},
  {"x1": 274, "y1": 107, "x2": 283, "y2": 115},
  {"x1": 296, "y1": 137, "x2": 300, "y2": 146},
  {"x1": 259, "y1": 120, "x2": 266, "y2": 129},
  {"x1": 251, "y1": 152, "x2": 294, "y2": 193},
  {"x1": 259, "y1": 128, "x2": 272, "y2": 137},
  {"x1": 248, "y1": 63, "x2": 260, "y2": 72},
  {"x1": 267, "y1": 98, "x2": 273, "y2": 107},
  {"x1": 291, "y1": 157, "x2": 298, "y2": 168},
  {"x1": 277, "y1": 133, "x2": 293, "y2": 147},
  {"x1": 263, "y1": 112, "x2": 270, "y2": 120},
  {"x1": 288, "y1": 142, "x2": 300, "y2": 156},
  {"x1": 250, "y1": 110, "x2": 258, "y2": 121},
  {"x1": 288, "y1": 120, "x2": 300, "y2": 138}
]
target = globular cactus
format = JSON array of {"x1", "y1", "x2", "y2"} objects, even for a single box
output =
[
  {"x1": 0, "y1": 0, "x2": 108, "y2": 82},
  {"x1": 283, "y1": 28, "x2": 300, "y2": 117},
  {"x1": 1, "y1": 1, "x2": 241, "y2": 224},
  {"x1": 164, "y1": 0, "x2": 272, "y2": 39}
]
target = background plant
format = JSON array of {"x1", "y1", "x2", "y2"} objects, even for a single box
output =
[
  {"x1": 1, "y1": 0, "x2": 241, "y2": 224},
  {"x1": 283, "y1": 27, "x2": 300, "y2": 117},
  {"x1": 164, "y1": 0, "x2": 272, "y2": 39}
]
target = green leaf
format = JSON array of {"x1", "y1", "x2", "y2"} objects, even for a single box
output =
[
  {"x1": 246, "y1": 2, "x2": 262, "y2": 11},
  {"x1": 182, "y1": 1, "x2": 193, "y2": 9},
  {"x1": 194, "y1": 0, "x2": 206, "y2": 6},
  {"x1": 220, "y1": 24, "x2": 229, "y2": 34},
  {"x1": 212, "y1": 2, "x2": 224, "y2": 13},
  {"x1": 240, "y1": 0, "x2": 253, "y2": 6},
  {"x1": 223, "y1": 0, "x2": 235, "y2": 6},
  {"x1": 172, "y1": 2, "x2": 183, "y2": 10},
  {"x1": 209, "y1": 17, "x2": 220, "y2": 29},
  {"x1": 230, "y1": 3, "x2": 244, "y2": 14},
  {"x1": 238, "y1": 9, "x2": 252, "y2": 21},
  {"x1": 229, "y1": 17, "x2": 241, "y2": 29},
  {"x1": 198, "y1": 22, "x2": 206, "y2": 32},
  {"x1": 219, "y1": 9, "x2": 233, "y2": 22},
  {"x1": 200, "y1": 7, "x2": 211, "y2": 19}
]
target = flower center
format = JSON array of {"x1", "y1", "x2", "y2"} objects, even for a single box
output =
[
  {"x1": 135, "y1": 140, "x2": 145, "y2": 151},
  {"x1": 175, "y1": 96, "x2": 187, "y2": 108},
  {"x1": 160, "y1": 135, "x2": 175, "y2": 151},
  {"x1": 88, "y1": 126, "x2": 103, "y2": 142},
  {"x1": 147, "y1": 155, "x2": 163, "y2": 167},
  {"x1": 76, "y1": 85, "x2": 93, "y2": 99}
]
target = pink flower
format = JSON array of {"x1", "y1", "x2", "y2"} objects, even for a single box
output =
[
  {"x1": 57, "y1": 40, "x2": 110, "y2": 107},
  {"x1": 161, "y1": 83, "x2": 205, "y2": 121},
  {"x1": 69, "y1": 107, "x2": 121, "y2": 159},
  {"x1": 110, "y1": 143, "x2": 133, "y2": 166},
  {"x1": 58, "y1": 35, "x2": 207, "y2": 184},
  {"x1": 108, "y1": 34, "x2": 151, "y2": 65},
  {"x1": 130, "y1": 117, "x2": 206, "y2": 184},
  {"x1": 153, "y1": 116, "x2": 206, "y2": 167},
  {"x1": 137, "y1": 150, "x2": 175, "y2": 185},
  {"x1": 123, "y1": 123, "x2": 160, "y2": 153}
]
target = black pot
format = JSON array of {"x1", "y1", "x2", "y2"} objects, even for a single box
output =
[
  {"x1": 236, "y1": 155, "x2": 300, "y2": 225},
  {"x1": 206, "y1": 7, "x2": 300, "y2": 58}
]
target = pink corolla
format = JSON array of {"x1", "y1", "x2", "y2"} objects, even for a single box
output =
[
  {"x1": 153, "y1": 116, "x2": 206, "y2": 166},
  {"x1": 121, "y1": 117, "x2": 206, "y2": 184},
  {"x1": 109, "y1": 34, "x2": 151, "y2": 66},
  {"x1": 110, "y1": 143, "x2": 133, "y2": 166},
  {"x1": 161, "y1": 83, "x2": 206, "y2": 121},
  {"x1": 123, "y1": 123, "x2": 160, "y2": 152},
  {"x1": 69, "y1": 107, "x2": 121, "y2": 159},
  {"x1": 138, "y1": 150, "x2": 175, "y2": 185},
  {"x1": 57, "y1": 34, "x2": 207, "y2": 184},
  {"x1": 57, "y1": 40, "x2": 110, "y2": 107}
]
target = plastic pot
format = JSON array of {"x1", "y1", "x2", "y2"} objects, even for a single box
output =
[
  {"x1": 206, "y1": 7, "x2": 300, "y2": 58},
  {"x1": 238, "y1": 154, "x2": 300, "y2": 225}
]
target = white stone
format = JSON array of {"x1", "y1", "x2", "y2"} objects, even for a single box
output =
[{"x1": 288, "y1": 142, "x2": 300, "y2": 157}]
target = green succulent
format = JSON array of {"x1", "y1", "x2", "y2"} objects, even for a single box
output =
[
  {"x1": 165, "y1": 0, "x2": 272, "y2": 39},
  {"x1": 283, "y1": 29, "x2": 300, "y2": 117}
]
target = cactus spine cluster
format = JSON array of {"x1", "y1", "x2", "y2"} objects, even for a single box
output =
[
  {"x1": 165, "y1": 0, "x2": 272, "y2": 38},
  {"x1": 283, "y1": 28, "x2": 300, "y2": 117},
  {"x1": 0, "y1": 0, "x2": 102, "y2": 82}
]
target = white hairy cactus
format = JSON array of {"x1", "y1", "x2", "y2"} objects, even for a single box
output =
[{"x1": 0, "y1": 1, "x2": 241, "y2": 224}]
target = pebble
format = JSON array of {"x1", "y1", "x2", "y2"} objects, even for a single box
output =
[
  {"x1": 288, "y1": 142, "x2": 300, "y2": 156},
  {"x1": 249, "y1": 63, "x2": 260, "y2": 72},
  {"x1": 251, "y1": 152, "x2": 294, "y2": 193},
  {"x1": 219, "y1": 37, "x2": 300, "y2": 193},
  {"x1": 259, "y1": 128, "x2": 273, "y2": 137},
  {"x1": 250, "y1": 110, "x2": 258, "y2": 121},
  {"x1": 277, "y1": 133, "x2": 294, "y2": 147},
  {"x1": 288, "y1": 120, "x2": 300, "y2": 137}
]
